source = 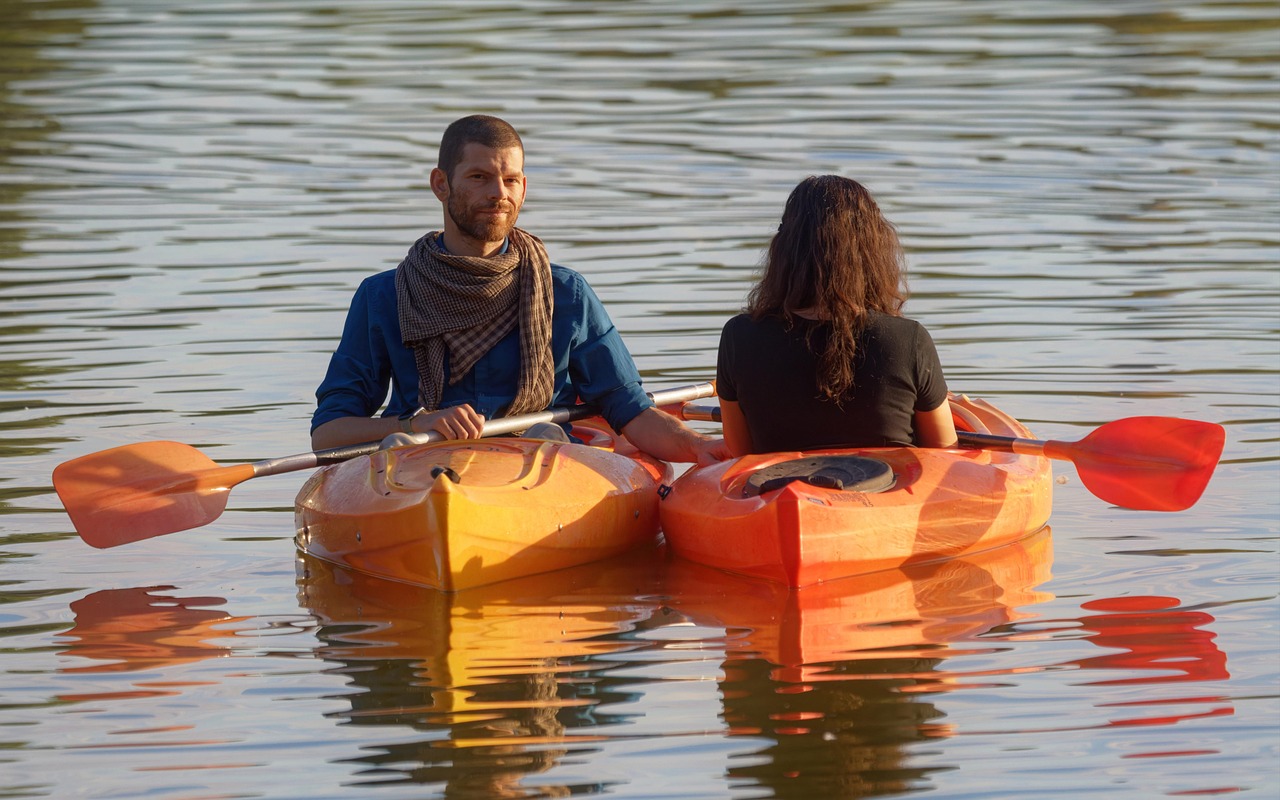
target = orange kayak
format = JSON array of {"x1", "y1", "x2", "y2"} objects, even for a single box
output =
[
  {"x1": 659, "y1": 394, "x2": 1053, "y2": 587},
  {"x1": 295, "y1": 418, "x2": 671, "y2": 591}
]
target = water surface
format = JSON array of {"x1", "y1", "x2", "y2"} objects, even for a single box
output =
[{"x1": 2, "y1": 1, "x2": 1277, "y2": 798}]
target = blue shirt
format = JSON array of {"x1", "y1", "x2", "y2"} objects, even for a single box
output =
[{"x1": 311, "y1": 264, "x2": 653, "y2": 434}]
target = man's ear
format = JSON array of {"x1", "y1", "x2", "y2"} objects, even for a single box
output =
[{"x1": 429, "y1": 167, "x2": 449, "y2": 201}]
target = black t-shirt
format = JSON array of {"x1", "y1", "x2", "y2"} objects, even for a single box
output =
[{"x1": 716, "y1": 311, "x2": 949, "y2": 451}]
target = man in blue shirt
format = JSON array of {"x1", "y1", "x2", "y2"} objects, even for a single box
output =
[{"x1": 311, "y1": 115, "x2": 727, "y2": 465}]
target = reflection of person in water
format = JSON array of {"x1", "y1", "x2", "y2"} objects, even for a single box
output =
[
  {"x1": 699, "y1": 550, "x2": 1030, "y2": 798},
  {"x1": 720, "y1": 654, "x2": 947, "y2": 798},
  {"x1": 328, "y1": 657, "x2": 571, "y2": 798},
  {"x1": 664, "y1": 532, "x2": 1056, "y2": 798}
]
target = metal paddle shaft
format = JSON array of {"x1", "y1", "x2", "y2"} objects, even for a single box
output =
[
  {"x1": 54, "y1": 382, "x2": 716, "y2": 548},
  {"x1": 958, "y1": 416, "x2": 1225, "y2": 512},
  {"x1": 382, "y1": 381, "x2": 714, "y2": 450}
]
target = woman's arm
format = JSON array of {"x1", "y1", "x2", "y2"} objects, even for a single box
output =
[
  {"x1": 719, "y1": 399, "x2": 755, "y2": 457},
  {"x1": 914, "y1": 399, "x2": 958, "y2": 448}
]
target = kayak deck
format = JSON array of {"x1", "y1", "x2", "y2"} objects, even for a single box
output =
[
  {"x1": 659, "y1": 394, "x2": 1053, "y2": 587},
  {"x1": 294, "y1": 419, "x2": 671, "y2": 591}
]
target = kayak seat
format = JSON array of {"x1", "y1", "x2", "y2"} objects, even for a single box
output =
[{"x1": 744, "y1": 456, "x2": 895, "y2": 497}]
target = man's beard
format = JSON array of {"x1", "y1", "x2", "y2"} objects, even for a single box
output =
[{"x1": 446, "y1": 192, "x2": 518, "y2": 244}]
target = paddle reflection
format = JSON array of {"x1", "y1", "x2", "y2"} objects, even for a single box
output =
[
  {"x1": 1070, "y1": 595, "x2": 1229, "y2": 685},
  {"x1": 661, "y1": 529, "x2": 1056, "y2": 797},
  {"x1": 1024, "y1": 593, "x2": 1233, "y2": 731},
  {"x1": 56, "y1": 586, "x2": 245, "y2": 702}
]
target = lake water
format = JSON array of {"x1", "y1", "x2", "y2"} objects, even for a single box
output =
[{"x1": 2, "y1": 1, "x2": 1277, "y2": 798}]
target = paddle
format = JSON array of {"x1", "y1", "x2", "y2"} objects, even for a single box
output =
[
  {"x1": 955, "y1": 418, "x2": 1224, "y2": 512},
  {"x1": 54, "y1": 382, "x2": 716, "y2": 549},
  {"x1": 677, "y1": 402, "x2": 1224, "y2": 512}
]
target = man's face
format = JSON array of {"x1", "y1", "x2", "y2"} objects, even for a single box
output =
[{"x1": 434, "y1": 143, "x2": 526, "y2": 253}]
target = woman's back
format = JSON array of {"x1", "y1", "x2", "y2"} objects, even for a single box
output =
[
  {"x1": 717, "y1": 311, "x2": 948, "y2": 451},
  {"x1": 716, "y1": 174, "x2": 957, "y2": 455}
]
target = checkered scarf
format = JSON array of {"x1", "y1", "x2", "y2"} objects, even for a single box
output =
[{"x1": 395, "y1": 229, "x2": 554, "y2": 415}]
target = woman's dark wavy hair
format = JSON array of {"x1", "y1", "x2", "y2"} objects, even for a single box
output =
[{"x1": 746, "y1": 175, "x2": 908, "y2": 404}]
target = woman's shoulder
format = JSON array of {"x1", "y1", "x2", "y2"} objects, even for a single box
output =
[
  {"x1": 867, "y1": 310, "x2": 929, "y2": 334},
  {"x1": 721, "y1": 312, "x2": 773, "y2": 337},
  {"x1": 722, "y1": 311, "x2": 788, "y2": 331}
]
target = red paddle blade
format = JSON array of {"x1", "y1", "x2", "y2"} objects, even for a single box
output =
[
  {"x1": 53, "y1": 441, "x2": 256, "y2": 548},
  {"x1": 1046, "y1": 417, "x2": 1226, "y2": 512}
]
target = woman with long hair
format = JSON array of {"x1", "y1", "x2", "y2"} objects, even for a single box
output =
[{"x1": 717, "y1": 175, "x2": 957, "y2": 456}]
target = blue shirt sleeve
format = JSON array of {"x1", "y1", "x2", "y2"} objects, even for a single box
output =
[
  {"x1": 557, "y1": 269, "x2": 652, "y2": 432},
  {"x1": 311, "y1": 271, "x2": 417, "y2": 433}
]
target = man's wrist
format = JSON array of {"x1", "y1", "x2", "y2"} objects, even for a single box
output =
[{"x1": 399, "y1": 407, "x2": 424, "y2": 434}]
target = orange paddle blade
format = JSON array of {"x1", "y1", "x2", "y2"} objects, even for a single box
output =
[
  {"x1": 1045, "y1": 417, "x2": 1225, "y2": 512},
  {"x1": 53, "y1": 441, "x2": 257, "y2": 548}
]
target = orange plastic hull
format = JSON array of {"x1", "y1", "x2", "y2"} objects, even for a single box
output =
[
  {"x1": 659, "y1": 395, "x2": 1053, "y2": 587},
  {"x1": 294, "y1": 420, "x2": 671, "y2": 591}
]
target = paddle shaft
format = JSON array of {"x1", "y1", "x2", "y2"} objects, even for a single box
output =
[
  {"x1": 685, "y1": 403, "x2": 1072, "y2": 460},
  {"x1": 956, "y1": 430, "x2": 1050, "y2": 457},
  {"x1": 55, "y1": 382, "x2": 719, "y2": 547},
  {"x1": 221, "y1": 381, "x2": 717, "y2": 480},
  {"x1": 680, "y1": 403, "x2": 722, "y2": 423}
]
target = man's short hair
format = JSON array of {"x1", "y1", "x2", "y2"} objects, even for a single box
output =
[{"x1": 438, "y1": 115, "x2": 524, "y2": 179}]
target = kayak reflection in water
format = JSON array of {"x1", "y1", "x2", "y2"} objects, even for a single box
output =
[
  {"x1": 717, "y1": 174, "x2": 958, "y2": 455},
  {"x1": 669, "y1": 530, "x2": 1056, "y2": 797},
  {"x1": 673, "y1": 534, "x2": 1231, "y2": 796},
  {"x1": 294, "y1": 549, "x2": 673, "y2": 798},
  {"x1": 308, "y1": 113, "x2": 725, "y2": 466}
]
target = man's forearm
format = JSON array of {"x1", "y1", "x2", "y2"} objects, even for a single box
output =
[
  {"x1": 311, "y1": 415, "x2": 402, "y2": 451},
  {"x1": 621, "y1": 407, "x2": 716, "y2": 463}
]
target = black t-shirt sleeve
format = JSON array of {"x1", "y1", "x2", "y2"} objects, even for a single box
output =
[
  {"x1": 716, "y1": 315, "x2": 741, "y2": 402},
  {"x1": 913, "y1": 323, "x2": 949, "y2": 412}
]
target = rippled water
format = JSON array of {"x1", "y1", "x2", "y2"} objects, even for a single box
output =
[{"x1": 3, "y1": 1, "x2": 1278, "y2": 798}]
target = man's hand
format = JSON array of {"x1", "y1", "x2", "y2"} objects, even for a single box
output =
[
  {"x1": 413, "y1": 404, "x2": 486, "y2": 439},
  {"x1": 692, "y1": 437, "x2": 732, "y2": 466}
]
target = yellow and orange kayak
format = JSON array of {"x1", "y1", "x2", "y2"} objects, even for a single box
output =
[
  {"x1": 659, "y1": 394, "x2": 1053, "y2": 587},
  {"x1": 294, "y1": 419, "x2": 671, "y2": 591}
]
